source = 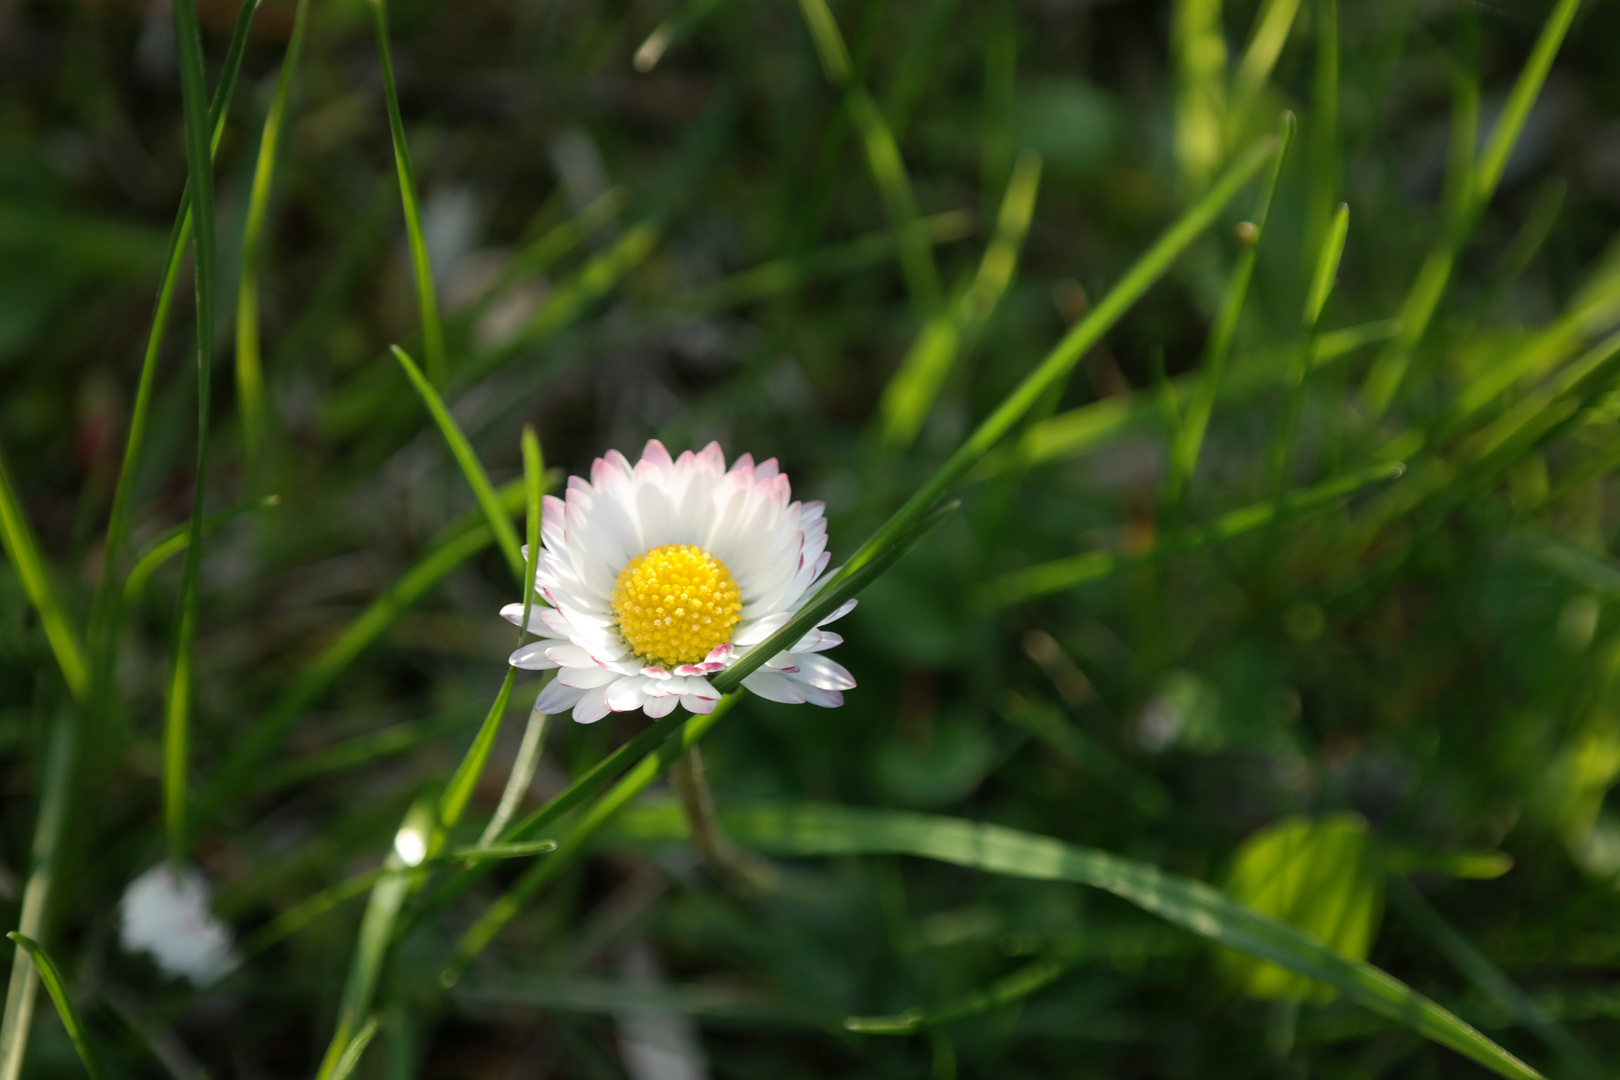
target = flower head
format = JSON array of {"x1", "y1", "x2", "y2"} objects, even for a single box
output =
[{"x1": 504, "y1": 440, "x2": 856, "y2": 723}]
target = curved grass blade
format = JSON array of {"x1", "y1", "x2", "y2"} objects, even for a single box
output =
[
  {"x1": 796, "y1": 0, "x2": 941, "y2": 315},
  {"x1": 236, "y1": 0, "x2": 313, "y2": 478},
  {"x1": 611, "y1": 801, "x2": 1545, "y2": 1080},
  {"x1": 845, "y1": 956, "x2": 1073, "y2": 1034},
  {"x1": 201, "y1": 481, "x2": 524, "y2": 822},
  {"x1": 441, "y1": 693, "x2": 746, "y2": 984},
  {"x1": 1167, "y1": 112, "x2": 1293, "y2": 511},
  {"x1": 5, "y1": 935, "x2": 102, "y2": 1080},
  {"x1": 1227, "y1": 0, "x2": 1304, "y2": 147},
  {"x1": 1268, "y1": 200, "x2": 1349, "y2": 494},
  {"x1": 633, "y1": 0, "x2": 740, "y2": 72},
  {"x1": 716, "y1": 136, "x2": 1279, "y2": 694},
  {"x1": 123, "y1": 495, "x2": 281, "y2": 604},
  {"x1": 325, "y1": 1016, "x2": 379, "y2": 1080},
  {"x1": 0, "y1": 443, "x2": 87, "y2": 700},
  {"x1": 1390, "y1": 880, "x2": 1601, "y2": 1080},
  {"x1": 879, "y1": 150, "x2": 1042, "y2": 449},
  {"x1": 987, "y1": 460, "x2": 1404, "y2": 606},
  {"x1": 1360, "y1": 0, "x2": 1583, "y2": 418},
  {"x1": 371, "y1": 0, "x2": 447, "y2": 385},
  {"x1": 392, "y1": 345, "x2": 524, "y2": 580},
  {"x1": 163, "y1": 0, "x2": 221, "y2": 869}
]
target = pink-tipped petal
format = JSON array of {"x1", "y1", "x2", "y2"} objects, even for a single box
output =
[
  {"x1": 644, "y1": 694, "x2": 680, "y2": 719},
  {"x1": 572, "y1": 686, "x2": 613, "y2": 724},
  {"x1": 537, "y1": 678, "x2": 586, "y2": 714},
  {"x1": 741, "y1": 670, "x2": 808, "y2": 705},
  {"x1": 509, "y1": 642, "x2": 560, "y2": 670}
]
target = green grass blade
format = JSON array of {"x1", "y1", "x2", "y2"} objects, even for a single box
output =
[
  {"x1": 0, "y1": 717, "x2": 77, "y2": 1080},
  {"x1": 1361, "y1": 0, "x2": 1582, "y2": 417},
  {"x1": 236, "y1": 0, "x2": 313, "y2": 479},
  {"x1": 845, "y1": 956, "x2": 1073, "y2": 1034},
  {"x1": 879, "y1": 150, "x2": 1042, "y2": 449},
  {"x1": 435, "y1": 670, "x2": 516, "y2": 837},
  {"x1": 371, "y1": 0, "x2": 448, "y2": 385},
  {"x1": 1168, "y1": 112, "x2": 1293, "y2": 510},
  {"x1": 163, "y1": 0, "x2": 221, "y2": 868},
  {"x1": 1302, "y1": 0, "x2": 1338, "y2": 268},
  {"x1": 633, "y1": 0, "x2": 739, "y2": 72},
  {"x1": 714, "y1": 138, "x2": 1278, "y2": 693},
  {"x1": 392, "y1": 346, "x2": 524, "y2": 580},
  {"x1": 201, "y1": 481, "x2": 524, "y2": 822},
  {"x1": 5, "y1": 935, "x2": 102, "y2": 1080},
  {"x1": 123, "y1": 495, "x2": 280, "y2": 605},
  {"x1": 479, "y1": 427, "x2": 548, "y2": 846},
  {"x1": 326, "y1": 1017, "x2": 380, "y2": 1080},
  {"x1": 1389, "y1": 880, "x2": 1601, "y2": 1079},
  {"x1": 1228, "y1": 0, "x2": 1304, "y2": 147},
  {"x1": 987, "y1": 460, "x2": 1403, "y2": 606},
  {"x1": 1269, "y1": 200, "x2": 1349, "y2": 493},
  {"x1": 441, "y1": 693, "x2": 745, "y2": 984},
  {"x1": 1172, "y1": 0, "x2": 1227, "y2": 189},
  {"x1": 612, "y1": 802, "x2": 1546, "y2": 1080},
  {"x1": 0, "y1": 444, "x2": 88, "y2": 700},
  {"x1": 795, "y1": 0, "x2": 941, "y2": 315},
  {"x1": 314, "y1": 800, "x2": 433, "y2": 1080},
  {"x1": 1304, "y1": 202, "x2": 1349, "y2": 331}
]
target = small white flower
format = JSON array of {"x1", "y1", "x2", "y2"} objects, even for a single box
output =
[
  {"x1": 503, "y1": 440, "x2": 856, "y2": 723},
  {"x1": 119, "y1": 864, "x2": 238, "y2": 986}
]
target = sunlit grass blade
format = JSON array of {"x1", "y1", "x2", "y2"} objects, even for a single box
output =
[
  {"x1": 0, "y1": 443, "x2": 88, "y2": 700},
  {"x1": 0, "y1": 718, "x2": 76, "y2": 1080},
  {"x1": 633, "y1": 0, "x2": 739, "y2": 72},
  {"x1": 1361, "y1": 0, "x2": 1582, "y2": 418},
  {"x1": 1168, "y1": 112, "x2": 1293, "y2": 510},
  {"x1": 718, "y1": 137, "x2": 1279, "y2": 692},
  {"x1": 202, "y1": 481, "x2": 524, "y2": 822},
  {"x1": 1302, "y1": 0, "x2": 1338, "y2": 267},
  {"x1": 479, "y1": 427, "x2": 548, "y2": 846},
  {"x1": 1269, "y1": 201, "x2": 1349, "y2": 494},
  {"x1": 314, "y1": 800, "x2": 432, "y2": 1080},
  {"x1": 5, "y1": 935, "x2": 102, "y2": 1080},
  {"x1": 845, "y1": 956, "x2": 1073, "y2": 1033},
  {"x1": 325, "y1": 1015, "x2": 379, "y2": 1080},
  {"x1": 879, "y1": 150, "x2": 1042, "y2": 449},
  {"x1": 236, "y1": 0, "x2": 312, "y2": 479},
  {"x1": 1227, "y1": 0, "x2": 1304, "y2": 147},
  {"x1": 796, "y1": 0, "x2": 941, "y2": 315},
  {"x1": 123, "y1": 495, "x2": 280, "y2": 605},
  {"x1": 1172, "y1": 0, "x2": 1227, "y2": 189},
  {"x1": 435, "y1": 670, "x2": 516, "y2": 837},
  {"x1": 371, "y1": 0, "x2": 447, "y2": 385},
  {"x1": 392, "y1": 345, "x2": 524, "y2": 581},
  {"x1": 987, "y1": 460, "x2": 1404, "y2": 607},
  {"x1": 610, "y1": 801, "x2": 1546, "y2": 1080},
  {"x1": 1390, "y1": 881, "x2": 1601, "y2": 1080},
  {"x1": 441, "y1": 693, "x2": 746, "y2": 984},
  {"x1": 163, "y1": 0, "x2": 222, "y2": 869}
]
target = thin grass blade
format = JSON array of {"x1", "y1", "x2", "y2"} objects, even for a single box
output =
[
  {"x1": 0, "y1": 444, "x2": 88, "y2": 700},
  {"x1": 5, "y1": 935, "x2": 102, "y2": 1080}
]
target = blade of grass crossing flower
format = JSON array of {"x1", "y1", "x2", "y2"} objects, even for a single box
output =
[
  {"x1": 1389, "y1": 880, "x2": 1601, "y2": 1080},
  {"x1": 795, "y1": 0, "x2": 941, "y2": 315},
  {"x1": 1361, "y1": 0, "x2": 1582, "y2": 418},
  {"x1": 718, "y1": 138, "x2": 1279, "y2": 692},
  {"x1": 0, "y1": 445, "x2": 88, "y2": 700},
  {"x1": 1227, "y1": 0, "x2": 1304, "y2": 149},
  {"x1": 202, "y1": 481, "x2": 524, "y2": 822},
  {"x1": 164, "y1": 0, "x2": 221, "y2": 868},
  {"x1": 612, "y1": 802, "x2": 1545, "y2": 1080},
  {"x1": 1168, "y1": 113, "x2": 1293, "y2": 510},
  {"x1": 988, "y1": 460, "x2": 1402, "y2": 606},
  {"x1": 845, "y1": 956, "x2": 1073, "y2": 1033},
  {"x1": 479, "y1": 427, "x2": 548, "y2": 846},
  {"x1": 879, "y1": 150, "x2": 1042, "y2": 449},
  {"x1": 392, "y1": 346, "x2": 524, "y2": 580},
  {"x1": 0, "y1": 716, "x2": 76, "y2": 1080},
  {"x1": 371, "y1": 0, "x2": 448, "y2": 385},
  {"x1": 236, "y1": 0, "x2": 312, "y2": 479},
  {"x1": 5, "y1": 935, "x2": 102, "y2": 1080},
  {"x1": 442, "y1": 694, "x2": 745, "y2": 983},
  {"x1": 1269, "y1": 201, "x2": 1348, "y2": 494},
  {"x1": 315, "y1": 800, "x2": 433, "y2": 1080}
]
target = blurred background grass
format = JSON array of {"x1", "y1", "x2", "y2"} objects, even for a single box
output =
[{"x1": 4, "y1": 0, "x2": 1620, "y2": 1074}]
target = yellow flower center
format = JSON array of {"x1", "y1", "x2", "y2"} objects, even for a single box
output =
[{"x1": 611, "y1": 543, "x2": 743, "y2": 667}]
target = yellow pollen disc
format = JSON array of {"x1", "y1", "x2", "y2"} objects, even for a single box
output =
[{"x1": 611, "y1": 543, "x2": 742, "y2": 667}]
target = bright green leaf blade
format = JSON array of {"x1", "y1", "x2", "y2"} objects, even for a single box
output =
[
  {"x1": 435, "y1": 669, "x2": 516, "y2": 836},
  {"x1": 607, "y1": 801, "x2": 1546, "y2": 1080},
  {"x1": 5, "y1": 935, "x2": 102, "y2": 1080},
  {"x1": 0, "y1": 444, "x2": 87, "y2": 701}
]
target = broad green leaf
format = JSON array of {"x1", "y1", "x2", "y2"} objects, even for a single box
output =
[{"x1": 1218, "y1": 814, "x2": 1383, "y2": 1004}]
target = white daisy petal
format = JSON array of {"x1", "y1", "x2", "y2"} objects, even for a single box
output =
[
  {"x1": 605, "y1": 675, "x2": 650, "y2": 713},
  {"x1": 559, "y1": 665, "x2": 619, "y2": 690},
  {"x1": 510, "y1": 642, "x2": 560, "y2": 670},
  {"x1": 537, "y1": 679, "x2": 586, "y2": 714},
  {"x1": 741, "y1": 670, "x2": 808, "y2": 704},
  {"x1": 573, "y1": 685, "x2": 613, "y2": 724},
  {"x1": 645, "y1": 694, "x2": 680, "y2": 719}
]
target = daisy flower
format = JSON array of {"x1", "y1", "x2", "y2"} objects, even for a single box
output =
[{"x1": 502, "y1": 440, "x2": 856, "y2": 723}]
